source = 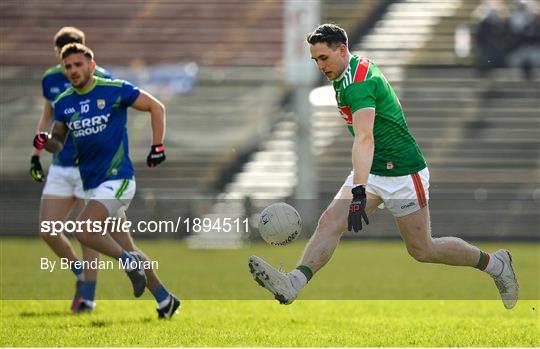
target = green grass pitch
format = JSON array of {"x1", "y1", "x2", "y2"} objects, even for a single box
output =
[{"x1": 1, "y1": 238, "x2": 538, "y2": 347}]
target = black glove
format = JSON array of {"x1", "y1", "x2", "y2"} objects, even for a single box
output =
[
  {"x1": 348, "y1": 185, "x2": 369, "y2": 232},
  {"x1": 33, "y1": 132, "x2": 50, "y2": 150},
  {"x1": 146, "y1": 144, "x2": 166, "y2": 167},
  {"x1": 30, "y1": 155, "x2": 45, "y2": 182}
]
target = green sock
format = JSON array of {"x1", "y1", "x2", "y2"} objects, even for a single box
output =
[
  {"x1": 475, "y1": 251, "x2": 490, "y2": 270},
  {"x1": 296, "y1": 265, "x2": 313, "y2": 281}
]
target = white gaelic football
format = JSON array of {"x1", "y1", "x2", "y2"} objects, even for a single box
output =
[{"x1": 258, "y1": 202, "x2": 302, "y2": 246}]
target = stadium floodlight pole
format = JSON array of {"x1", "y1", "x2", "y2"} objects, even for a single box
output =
[{"x1": 284, "y1": 0, "x2": 320, "y2": 228}]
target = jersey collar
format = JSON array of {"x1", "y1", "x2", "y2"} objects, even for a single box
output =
[
  {"x1": 75, "y1": 77, "x2": 98, "y2": 95},
  {"x1": 334, "y1": 54, "x2": 353, "y2": 82}
]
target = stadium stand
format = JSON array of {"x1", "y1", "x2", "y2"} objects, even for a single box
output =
[{"x1": 0, "y1": 1, "x2": 282, "y2": 67}]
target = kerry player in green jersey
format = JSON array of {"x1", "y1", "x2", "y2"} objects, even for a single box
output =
[{"x1": 249, "y1": 24, "x2": 518, "y2": 309}]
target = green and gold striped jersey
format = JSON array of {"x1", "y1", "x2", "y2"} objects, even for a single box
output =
[{"x1": 333, "y1": 55, "x2": 426, "y2": 176}]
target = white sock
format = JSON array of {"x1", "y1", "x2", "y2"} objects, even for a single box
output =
[
  {"x1": 288, "y1": 269, "x2": 308, "y2": 292},
  {"x1": 485, "y1": 254, "x2": 504, "y2": 277},
  {"x1": 82, "y1": 300, "x2": 96, "y2": 308}
]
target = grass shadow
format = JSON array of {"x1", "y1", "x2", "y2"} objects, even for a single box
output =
[{"x1": 19, "y1": 310, "x2": 68, "y2": 317}]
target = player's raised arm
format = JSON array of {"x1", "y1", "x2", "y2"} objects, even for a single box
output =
[
  {"x1": 33, "y1": 121, "x2": 68, "y2": 154},
  {"x1": 131, "y1": 90, "x2": 167, "y2": 167}
]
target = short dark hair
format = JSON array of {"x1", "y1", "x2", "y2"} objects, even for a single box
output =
[
  {"x1": 54, "y1": 27, "x2": 85, "y2": 49},
  {"x1": 306, "y1": 24, "x2": 348, "y2": 48},
  {"x1": 60, "y1": 43, "x2": 94, "y2": 61}
]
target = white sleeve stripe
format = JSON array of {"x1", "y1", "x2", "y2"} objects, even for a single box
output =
[{"x1": 355, "y1": 107, "x2": 375, "y2": 111}]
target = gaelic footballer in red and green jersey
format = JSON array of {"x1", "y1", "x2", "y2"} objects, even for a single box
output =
[{"x1": 333, "y1": 55, "x2": 426, "y2": 177}]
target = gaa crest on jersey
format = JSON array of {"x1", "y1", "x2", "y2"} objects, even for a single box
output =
[
  {"x1": 97, "y1": 99, "x2": 106, "y2": 110},
  {"x1": 64, "y1": 107, "x2": 76, "y2": 115},
  {"x1": 386, "y1": 161, "x2": 394, "y2": 170}
]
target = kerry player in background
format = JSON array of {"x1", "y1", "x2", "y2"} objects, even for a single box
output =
[
  {"x1": 249, "y1": 24, "x2": 519, "y2": 309},
  {"x1": 33, "y1": 43, "x2": 180, "y2": 319},
  {"x1": 30, "y1": 27, "x2": 111, "y2": 313}
]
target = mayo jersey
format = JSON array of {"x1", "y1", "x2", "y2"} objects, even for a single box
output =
[
  {"x1": 333, "y1": 55, "x2": 426, "y2": 176},
  {"x1": 42, "y1": 64, "x2": 111, "y2": 167},
  {"x1": 53, "y1": 77, "x2": 140, "y2": 190}
]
